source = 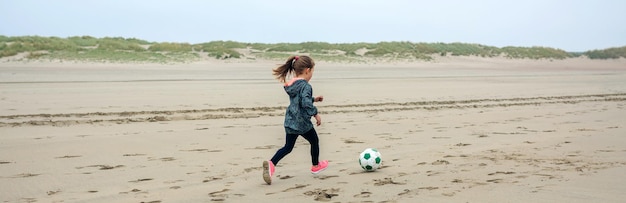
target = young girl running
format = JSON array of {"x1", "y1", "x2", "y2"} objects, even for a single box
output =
[{"x1": 263, "y1": 55, "x2": 329, "y2": 185}]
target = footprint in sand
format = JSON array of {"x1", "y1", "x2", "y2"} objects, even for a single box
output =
[
  {"x1": 160, "y1": 157, "x2": 176, "y2": 161},
  {"x1": 342, "y1": 138, "x2": 364, "y2": 144},
  {"x1": 348, "y1": 171, "x2": 372, "y2": 175},
  {"x1": 432, "y1": 136, "x2": 451, "y2": 139},
  {"x1": 123, "y1": 153, "x2": 146, "y2": 157},
  {"x1": 315, "y1": 175, "x2": 339, "y2": 180},
  {"x1": 432, "y1": 160, "x2": 450, "y2": 165},
  {"x1": 353, "y1": 191, "x2": 372, "y2": 198},
  {"x1": 120, "y1": 188, "x2": 148, "y2": 195},
  {"x1": 20, "y1": 198, "x2": 37, "y2": 203},
  {"x1": 76, "y1": 165, "x2": 124, "y2": 170},
  {"x1": 180, "y1": 149, "x2": 222, "y2": 153},
  {"x1": 278, "y1": 175, "x2": 294, "y2": 180},
  {"x1": 34, "y1": 136, "x2": 53, "y2": 140},
  {"x1": 47, "y1": 190, "x2": 61, "y2": 195},
  {"x1": 203, "y1": 176, "x2": 223, "y2": 183},
  {"x1": 208, "y1": 189, "x2": 230, "y2": 201},
  {"x1": 373, "y1": 177, "x2": 406, "y2": 186},
  {"x1": 282, "y1": 184, "x2": 309, "y2": 192},
  {"x1": 244, "y1": 166, "x2": 262, "y2": 173},
  {"x1": 442, "y1": 192, "x2": 456, "y2": 197},
  {"x1": 129, "y1": 178, "x2": 154, "y2": 183},
  {"x1": 575, "y1": 128, "x2": 596, "y2": 132},
  {"x1": 398, "y1": 189, "x2": 413, "y2": 196},
  {"x1": 12, "y1": 173, "x2": 40, "y2": 178},
  {"x1": 451, "y1": 179, "x2": 464, "y2": 183},
  {"x1": 303, "y1": 188, "x2": 339, "y2": 202},
  {"x1": 486, "y1": 179, "x2": 503, "y2": 183},
  {"x1": 148, "y1": 157, "x2": 176, "y2": 162},
  {"x1": 55, "y1": 155, "x2": 82, "y2": 159},
  {"x1": 247, "y1": 145, "x2": 279, "y2": 150},
  {"x1": 426, "y1": 171, "x2": 444, "y2": 176},
  {"x1": 164, "y1": 179, "x2": 185, "y2": 184},
  {"x1": 488, "y1": 171, "x2": 515, "y2": 176}
]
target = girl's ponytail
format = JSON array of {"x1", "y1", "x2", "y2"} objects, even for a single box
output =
[
  {"x1": 290, "y1": 55, "x2": 300, "y2": 70},
  {"x1": 272, "y1": 55, "x2": 314, "y2": 83},
  {"x1": 273, "y1": 55, "x2": 298, "y2": 83}
]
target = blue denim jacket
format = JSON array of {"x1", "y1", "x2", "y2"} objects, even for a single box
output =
[{"x1": 283, "y1": 79, "x2": 318, "y2": 134}]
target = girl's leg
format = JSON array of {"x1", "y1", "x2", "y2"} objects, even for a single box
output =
[
  {"x1": 270, "y1": 133, "x2": 298, "y2": 165},
  {"x1": 301, "y1": 128, "x2": 320, "y2": 166}
]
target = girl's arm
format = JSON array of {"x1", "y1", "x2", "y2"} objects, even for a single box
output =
[
  {"x1": 301, "y1": 85, "x2": 318, "y2": 117},
  {"x1": 314, "y1": 96, "x2": 324, "y2": 102},
  {"x1": 314, "y1": 114, "x2": 321, "y2": 126}
]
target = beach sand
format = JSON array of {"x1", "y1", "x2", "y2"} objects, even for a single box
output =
[{"x1": 1, "y1": 57, "x2": 625, "y2": 202}]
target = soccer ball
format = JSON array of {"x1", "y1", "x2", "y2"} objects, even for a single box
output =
[{"x1": 359, "y1": 148, "x2": 382, "y2": 171}]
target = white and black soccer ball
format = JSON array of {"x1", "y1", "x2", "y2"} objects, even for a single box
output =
[{"x1": 359, "y1": 148, "x2": 382, "y2": 171}]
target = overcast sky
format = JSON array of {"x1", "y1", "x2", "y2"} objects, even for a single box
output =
[{"x1": 1, "y1": 0, "x2": 625, "y2": 51}]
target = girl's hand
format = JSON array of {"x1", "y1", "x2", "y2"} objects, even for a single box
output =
[
  {"x1": 314, "y1": 96, "x2": 324, "y2": 102},
  {"x1": 314, "y1": 114, "x2": 322, "y2": 126}
]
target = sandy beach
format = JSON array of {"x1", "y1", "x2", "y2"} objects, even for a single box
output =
[{"x1": 1, "y1": 57, "x2": 626, "y2": 202}]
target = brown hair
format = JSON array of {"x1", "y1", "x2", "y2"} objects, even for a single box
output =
[{"x1": 272, "y1": 55, "x2": 315, "y2": 83}]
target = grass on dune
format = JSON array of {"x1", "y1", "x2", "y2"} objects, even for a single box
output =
[{"x1": 1, "y1": 35, "x2": 624, "y2": 63}]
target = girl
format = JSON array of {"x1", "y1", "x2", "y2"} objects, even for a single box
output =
[{"x1": 263, "y1": 55, "x2": 328, "y2": 185}]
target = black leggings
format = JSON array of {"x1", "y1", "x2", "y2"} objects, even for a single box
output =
[{"x1": 271, "y1": 128, "x2": 319, "y2": 166}]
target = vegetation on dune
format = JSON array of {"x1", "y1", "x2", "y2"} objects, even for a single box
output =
[
  {"x1": 193, "y1": 41, "x2": 245, "y2": 59},
  {"x1": 148, "y1": 42, "x2": 192, "y2": 52},
  {"x1": 584, "y1": 46, "x2": 626, "y2": 59},
  {"x1": 0, "y1": 36, "x2": 194, "y2": 63},
  {"x1": 501, "y1": 46, "x2": 573, "y2": 59},
  {"x1": 0, "y1": 35, "x2": 624, "y2": 63},
  {"x1": 96, "y1": 37, "x2": 146, "y2": 52}
]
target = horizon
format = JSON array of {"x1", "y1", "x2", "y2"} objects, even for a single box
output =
[{"x1": 2, "y1": 0, "x2": 626, "y2": 52}]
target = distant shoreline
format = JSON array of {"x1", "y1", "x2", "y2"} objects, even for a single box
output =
[{"x1": 2, "y1": 55, "x2": 625, "y2": 73}]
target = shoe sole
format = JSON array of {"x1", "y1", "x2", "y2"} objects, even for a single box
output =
[
  {"x1": 311, "y1": 168, "x2": 327, "y2": 174},
  {"x1": 311, "y1": 163, "x2": 328, "y2": 174},
  {"x1": 263, "y1": 161, "x2": 271, "y2": 184}
]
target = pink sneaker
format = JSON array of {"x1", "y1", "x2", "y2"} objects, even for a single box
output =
[
  {"x1": 263, "y1": 160, "x2": 275, "y2": 184},
  {"x1": 311, "y1": 160, "x2": 329, "y2": 174}
]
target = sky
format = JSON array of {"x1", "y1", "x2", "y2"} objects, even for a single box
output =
[{"x1": 1, "y1": 0, "x2": 625, "y2": 52}]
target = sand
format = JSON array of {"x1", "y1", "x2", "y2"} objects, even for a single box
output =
[{"x1": 1, "y1": 57, "x2": 625, "y2": 202}]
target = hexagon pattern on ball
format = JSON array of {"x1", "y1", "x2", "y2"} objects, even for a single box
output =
[{"x1": 359, "y1": 148, "x2": 382, "y2": 171}]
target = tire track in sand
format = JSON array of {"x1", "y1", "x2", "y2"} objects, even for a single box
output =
[{"x1": 1, "y1": 93, "x2": 625, "y2": 127}]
